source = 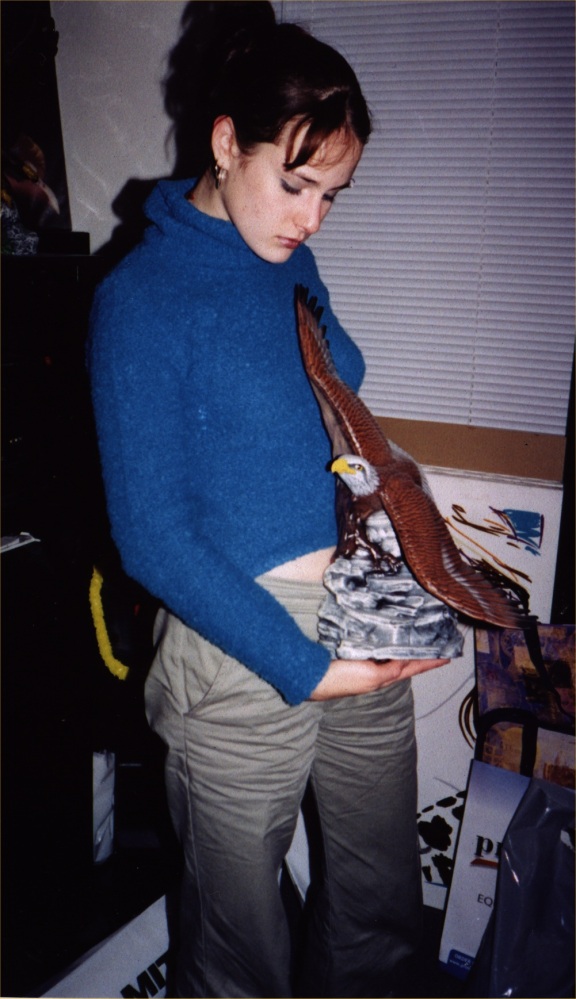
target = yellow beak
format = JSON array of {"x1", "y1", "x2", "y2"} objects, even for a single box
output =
[{"x1": 331, "y1": 457, "x2": 357, "y2": 476}]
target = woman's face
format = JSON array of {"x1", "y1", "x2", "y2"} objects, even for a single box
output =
[{"x1": 210, "y1": 119, "x2": 363, "y2": 263}]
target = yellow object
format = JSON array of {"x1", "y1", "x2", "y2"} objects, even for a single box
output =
[{"x1": 89, "y1": 566, "x2": 130, "y2": 680}]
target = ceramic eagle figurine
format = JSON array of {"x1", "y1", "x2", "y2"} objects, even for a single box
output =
[{"x1": 295, "y1": 285, "x2": 533, "y2": 630}]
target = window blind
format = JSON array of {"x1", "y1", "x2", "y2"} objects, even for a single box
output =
[{"x1": 280, "y1": 1, "x2": 575, "y2": 435}]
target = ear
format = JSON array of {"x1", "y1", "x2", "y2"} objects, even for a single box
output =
[{"x1": 211, "y1": 115, "x2": 241, "y2": 171}]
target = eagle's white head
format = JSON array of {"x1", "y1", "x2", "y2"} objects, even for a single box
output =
[{"x1": 331, "y1": 455, "x2": 379, "y2": 496}]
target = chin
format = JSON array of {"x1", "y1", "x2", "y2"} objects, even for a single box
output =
[{"x1": 256, "y1": 244, "x2": 296, "y2": 264}]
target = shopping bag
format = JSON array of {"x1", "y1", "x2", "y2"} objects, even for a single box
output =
[{"x1": 467, "y1": 778, "x2": 575, "y2": 998}]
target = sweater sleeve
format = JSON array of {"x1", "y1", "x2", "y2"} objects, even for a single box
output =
[{"x1": 88, "y1": 281, "x2": 333, "y2": 705}]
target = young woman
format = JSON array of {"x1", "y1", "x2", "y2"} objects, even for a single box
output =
[{"x1": 88, "y1": 4, "x2": 449, "y2": 996}]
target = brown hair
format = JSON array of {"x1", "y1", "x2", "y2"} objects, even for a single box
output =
[{"x1": 164, "y1": 1, "x2": 371, "y2": 179}]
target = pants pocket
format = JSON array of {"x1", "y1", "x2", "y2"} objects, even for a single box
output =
[{"x1": 145, "y1": 611, "x2": 230, "y2": 721}]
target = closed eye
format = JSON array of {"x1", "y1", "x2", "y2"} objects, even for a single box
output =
[
  {"x1": 280, "y1": 179, "x2": 302, "y2": 196},
  {"x1": 280, "y1": 178, "x2": 339, "y2": 204}
]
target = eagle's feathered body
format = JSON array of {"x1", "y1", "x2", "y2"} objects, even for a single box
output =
[{"x1": 295, "y1": 285, "x2": 532, "y2": 630}]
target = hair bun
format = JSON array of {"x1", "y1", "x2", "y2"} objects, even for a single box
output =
[
  {"x1": 164, "y1": 2, "x2": 276, "y2": 177},
  {"x1": 174, "y1": 2, "x2": 276, "y2": 81},
  {"x1": 207, "y1": 1, "x2": 277, "y2": 59},
  {"x1": 165, "y1": 1, "x2": 370, "y2": 181}
]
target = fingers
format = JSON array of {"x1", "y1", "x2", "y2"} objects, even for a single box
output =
[
  {"x1": 390, "y1": 657, "x2": 450, "y2": 678},
  {"x1": 368, "y1": 656, "x2": 450, "y2": 687}
]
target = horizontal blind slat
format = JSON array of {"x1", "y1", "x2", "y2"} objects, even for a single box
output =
[{"x1": 281, "y1": 1, "x2": 575, "y2": 434}]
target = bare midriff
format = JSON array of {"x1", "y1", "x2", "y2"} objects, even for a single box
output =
[{"x1": 265, "y1": 546, "x2": 335, "y2": 582}]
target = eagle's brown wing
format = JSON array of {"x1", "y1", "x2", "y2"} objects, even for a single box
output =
[
  {"x1": 295, "y1": 286, "x2": 393, "y2": 466},
  {"x1": 295, "y1": 286, "x2": 533, "y2": 630},
  {"x1": 380, "y1": 468, "x2": 531, "y2": 628}
]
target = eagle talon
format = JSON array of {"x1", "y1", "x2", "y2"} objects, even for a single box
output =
[{"x1": 370, "y1": 552, "x2": 403, "y2": 576}]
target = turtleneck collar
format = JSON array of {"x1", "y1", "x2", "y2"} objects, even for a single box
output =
[{"x1": 144, "y1": 177, "x2": 304, "y2": 272}]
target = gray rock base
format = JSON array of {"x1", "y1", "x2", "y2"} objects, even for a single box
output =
[{"x1": 318, "y1": 511, "x2": 464, "y2": 660}]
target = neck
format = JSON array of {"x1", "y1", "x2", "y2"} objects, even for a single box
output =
[{"x1": 188, "y1": 173, "x2": 228, "y2": 221}]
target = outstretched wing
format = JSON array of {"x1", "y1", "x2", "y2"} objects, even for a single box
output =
[
  {"x1": 295, "y1": 285, "x2": 533, "y2": 630},
  {"x1": 295, "y1": 286, "x2": 394, "y2": 466},
  {"x1": 381, "y1": 468, "x2": 533, "y2": 628}
]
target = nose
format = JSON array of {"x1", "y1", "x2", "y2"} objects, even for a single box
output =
[{"x1": 296, "y1": 198, "x2": 324, "y2": 237}]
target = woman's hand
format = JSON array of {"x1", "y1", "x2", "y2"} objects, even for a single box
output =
[{"x1": 309, "y1": 656, "x2": 450, "y2": 701}]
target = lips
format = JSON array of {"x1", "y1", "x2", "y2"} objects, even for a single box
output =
[{"x1": 278, "y1": 237, "x2": 302, "y2": 249}]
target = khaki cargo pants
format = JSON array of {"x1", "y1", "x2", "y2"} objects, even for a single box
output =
[{"x1": 145, "y1": 575, "x2": 422, "y2": 998}]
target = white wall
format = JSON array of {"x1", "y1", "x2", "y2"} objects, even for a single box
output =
[{"x1": 53, "y1": 1, "x2": 188, "y2": 252}]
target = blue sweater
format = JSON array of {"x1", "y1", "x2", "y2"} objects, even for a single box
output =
[{"x1": 88, "y1": 179, "x2": 365, "y2": 704}]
